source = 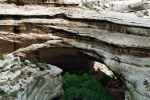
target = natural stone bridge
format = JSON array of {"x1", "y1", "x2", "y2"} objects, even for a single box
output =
[{"x1": 0, "y1": 0, "x2": 150, "y2": 100}]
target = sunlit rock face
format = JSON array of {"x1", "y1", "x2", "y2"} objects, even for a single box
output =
[
  {"x1": 81, "y1": 0, "x2": 150, "y2": 18},
  {"x1": 0, "y1": 0, "x2": 150, "y2": 100},
  {"x1": 0, "y1": 54, "x2": 63, "y2": 100}
]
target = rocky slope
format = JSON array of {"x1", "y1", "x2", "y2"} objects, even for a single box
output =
[{"x1": 0, "y1": 0, "x2": 150, "y2": 100}]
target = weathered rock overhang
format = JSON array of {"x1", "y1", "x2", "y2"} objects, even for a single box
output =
[
  {"x1": 3, "y1": 0, "x2": 80, "y2": 7},
  {"x1": 0, "y1": 4, "x2": 150, "y2": 100}
]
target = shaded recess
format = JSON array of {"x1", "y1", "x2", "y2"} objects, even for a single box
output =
[
  {"x1": 20, "y1": 47, "x2": 94, "y2": 71},
  {"x1": 15, "y1": 45, "x2": 125, "y2": 100},
  {"x1": 5, "y1": 0, "x2": 79, "y2": 6}
]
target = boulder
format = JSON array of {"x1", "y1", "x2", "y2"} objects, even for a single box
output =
[{"x1": 0, "y1": 54, "x2": 63, "y2": 100}]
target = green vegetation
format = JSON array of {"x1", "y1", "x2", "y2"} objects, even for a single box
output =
[
  {"x1": 63, "y1": 72, "x2": 114, "y2": 100},
  {"x1": 0, "y1": 89, "x2": 17, "y2": 97},
  {"x1": 0, "y1": 54, "x2": 4, "y2": 60}
]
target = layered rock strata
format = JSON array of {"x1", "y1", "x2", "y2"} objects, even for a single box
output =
[
  {"x1": 0, "y1": 1, "x2": 150, "y2": 100},
  {"x1": 0, "y1": 54, "x2": 63, "y2": 100}
]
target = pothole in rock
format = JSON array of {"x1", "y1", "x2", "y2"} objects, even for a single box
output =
[{"x1": 17, "y1": 47, "x2": 125, "y2": 100}]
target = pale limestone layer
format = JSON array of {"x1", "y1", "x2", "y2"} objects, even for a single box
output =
[
  {"x1": 0, "y1": 2, "x2": 150, "y2": 100},
  {"x1": 0, "y1": 54, "x2": 63, "y2": 100}
]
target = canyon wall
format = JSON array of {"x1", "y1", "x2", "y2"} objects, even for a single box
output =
[{"x1": 0, "y1": 0, "x2": 150, "y2": 100}]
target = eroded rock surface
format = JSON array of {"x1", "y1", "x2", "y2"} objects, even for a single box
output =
[
  {"x1": 81, "y1": 0, "x2": 150, "y2": 18},
  {"x1": 0, "y1": 54, "x2": 63, "y2": 100},
  {"x1": 0, "y1": 0, "x2": 150, "y2": 100}
]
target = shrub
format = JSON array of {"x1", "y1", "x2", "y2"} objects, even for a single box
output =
[
  {"x1": 63, "y1": 72, "x2": 114, "y2": 100},
  {"x1": 0, "y1": 54, "x2": 4, "y2": 60}
]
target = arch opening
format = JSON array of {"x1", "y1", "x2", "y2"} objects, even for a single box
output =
[{"x1": 17, "y1": 46, "x2": 125, "y2": 100}]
